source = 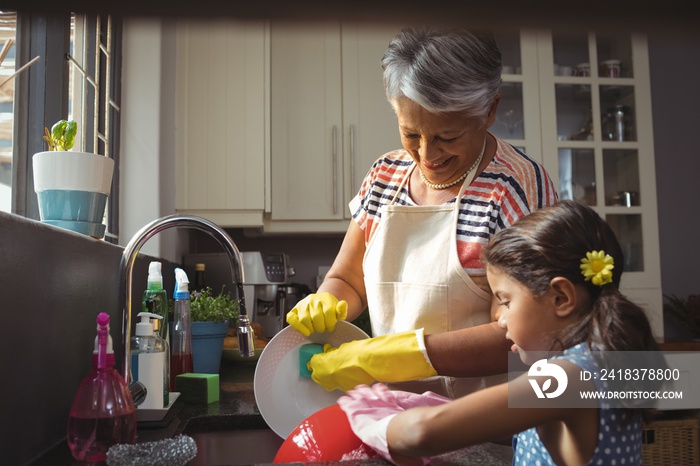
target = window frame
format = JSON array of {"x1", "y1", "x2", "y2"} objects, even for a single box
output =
[{"x1": 12, "y1": 12, "x2": 122, "y2": 242}]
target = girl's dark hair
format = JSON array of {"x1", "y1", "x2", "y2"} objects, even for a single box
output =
[{"x1": 483, "y1": 200, "x2": 658, "y2": 353}]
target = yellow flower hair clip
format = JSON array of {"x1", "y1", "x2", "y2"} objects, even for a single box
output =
[{"x1": 580, "y1": 250, "x2": 614, "y2": 286}]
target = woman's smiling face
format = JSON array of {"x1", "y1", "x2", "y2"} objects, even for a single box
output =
[{"x1": 394, "y1": 97, "x2": 493, "y2": 186}]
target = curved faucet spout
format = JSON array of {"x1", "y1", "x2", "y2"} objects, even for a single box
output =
[{"x1": 119, "y1": 214, "x2": 255, "y2": 384}]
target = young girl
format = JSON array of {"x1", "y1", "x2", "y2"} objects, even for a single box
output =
[{"x1": 338, "y1": 200, "x2": 659, "y2": 466}]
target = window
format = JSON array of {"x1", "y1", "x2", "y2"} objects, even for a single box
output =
[
  {"x1": 6, "y1": 11, "x2": 122, "y2": 243},
  {"x1": 0, "y1": 12, "x2": 16, "y2": 213}
]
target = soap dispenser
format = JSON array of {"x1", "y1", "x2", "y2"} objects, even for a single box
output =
[
  {"x1": 131, "y1": 312, "x2": 169, "y2": 410},
  {"x1": 143, "y1": 261, "x2": 169, "y2": 342},
  {"x1": 67, "y1": 312, "x2": 136, "y2": 462},
  {"x1": 170, "y1": 267, "x2": 194, "y2": 391}
]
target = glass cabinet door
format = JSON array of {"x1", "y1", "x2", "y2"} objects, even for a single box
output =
[
  {"x1": 491, "y1": 30, "x2": 542, "y2": 161},
  {"x1": 492, "y1": 31, "x2": 524, "y2": 140},
  {"x1": 540, "y1": 30, "x2": 659, "y2": 279},
  {"x1": 487, "y1": 29, "x2": 661, "y2": 334}
]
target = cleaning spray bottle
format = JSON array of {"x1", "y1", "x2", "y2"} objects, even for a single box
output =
[
  {"x1": 170, "y1": 267, "x2": 194, "y2": 391},
  {"x1": 131, "y1": 312, "x2": 169, "y2": 409},
  {"x1": 143, "y1": 261, "x2": 169, "y2": 342},
  {"x1": 67, "y1": 312, "x2": 136, "y2": 462}
]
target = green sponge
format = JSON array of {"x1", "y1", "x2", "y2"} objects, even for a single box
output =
[
  {"x1": 299, "y1": 343, "x2": 325, "y2": 378},
  {"x1": 175, "y1": 373, "x2": 220, "y2": 404}
]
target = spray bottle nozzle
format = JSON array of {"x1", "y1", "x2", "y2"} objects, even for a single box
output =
[
  {"x1": 174, "y1": 268, "x2": 190, "y2": 300},
  {"x1": 97, "y1": 312, "x2": 110, "y2": 328},
  {"x1": 96, "y1": 312, "x2": 112, "y2": 370}
]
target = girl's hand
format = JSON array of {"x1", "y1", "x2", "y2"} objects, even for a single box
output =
[{"x1": 337, "y1": 384, "x2": 450, "y2": 464}]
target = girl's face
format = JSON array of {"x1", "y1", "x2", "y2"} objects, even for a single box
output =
[
  {"x1": 487, "y1": 265, "x2": 564, "y2": 364},
  {"x1": 393, "y1": 97, "x2": 496, "y2": 186}
]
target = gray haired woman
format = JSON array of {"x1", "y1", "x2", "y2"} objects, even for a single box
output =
[{"x1": 287, "y1": 26, "x2": 559, "y2": 397}]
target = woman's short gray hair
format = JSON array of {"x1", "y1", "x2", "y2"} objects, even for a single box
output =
[{"x1": 382, "y1": 26, "x2": 502, "y2": 120}]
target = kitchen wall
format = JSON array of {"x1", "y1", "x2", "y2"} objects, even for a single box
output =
[
  {"x1": 648, "y1": 31, "x2": 700, "y2": 301},
  {"x1": 187, "y1": 228, "x2": 345, "y2": 292},
  {"x1": 120, "y1": 19, "x2": 181, "y2": 263},
  {"x1": 0, "y1": 211, "x2": 179, "y2": 465}
]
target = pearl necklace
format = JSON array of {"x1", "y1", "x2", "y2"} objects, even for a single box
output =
[{"x1": 419, "y1": 139, "x2": 487, "y2": 190}]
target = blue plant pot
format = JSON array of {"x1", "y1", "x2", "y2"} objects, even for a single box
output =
[
  {"x1": 191, "y1": 321, "x2": 230, "y2": 374},
  {"x1": 37, "y1": 190, "x2": 108, "y2": 223}
]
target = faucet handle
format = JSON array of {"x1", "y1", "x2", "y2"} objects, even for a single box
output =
[{"x1": 236, "y1": 315, "x2": 256, "y2": 357}]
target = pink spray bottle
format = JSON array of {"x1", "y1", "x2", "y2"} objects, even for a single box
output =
[{"x1": 67, "y1": 312, "x2": 137, "y2": 462}]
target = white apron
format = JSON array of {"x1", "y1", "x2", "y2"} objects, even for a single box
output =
[{"x1": 363, "y1": 161, "x2": 497, "y2": 398}]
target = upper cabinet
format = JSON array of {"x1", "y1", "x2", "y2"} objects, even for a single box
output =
[
  {"x1": 267, "y1": 22, "x2": 402, "y2": 232},
  {"x1": 491, "y1": 30, "x2": 662, "y2": 336},
  {"x1": 174, "y1": 20, "x2": 268, "y2": 227}
]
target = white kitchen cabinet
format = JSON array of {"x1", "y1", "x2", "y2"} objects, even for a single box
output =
[
  {"x1": 491, "y1": 30, "x2": 663, "y2": 337},
  {"x1": 174, "y1": 19, "x2": 267, "y2": 227},
  {"x1": 267, "y1": 22, "x2": 402, "y2": 232}
]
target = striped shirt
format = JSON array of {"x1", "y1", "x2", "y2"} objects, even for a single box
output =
[{"x1": 349, "y1": 135, "x2": 558, "y2": 290}]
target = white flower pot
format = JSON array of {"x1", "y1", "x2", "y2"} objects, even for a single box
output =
[{"x1": 32, "y1": 151, "x2": 115, "y2": 238}]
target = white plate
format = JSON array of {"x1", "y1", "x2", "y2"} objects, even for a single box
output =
[{"x1": 254, "y1": 321, "x2": 369, "y2": 438}]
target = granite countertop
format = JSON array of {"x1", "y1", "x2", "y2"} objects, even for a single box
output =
[
  {"x1": 32, "y1": 359, "x2": 512, "y2": 466},
  {"x1": 32, "y1": 359, "x2": 260, "y2": 465}
]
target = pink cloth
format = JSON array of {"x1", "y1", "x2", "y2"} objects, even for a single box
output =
[{"x1": 337, "y1": 384, "x2": 451, "y2": 464}]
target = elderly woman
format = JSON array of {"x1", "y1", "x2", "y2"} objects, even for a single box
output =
[{"x1": 287, "y1": 26, "x2": 558, "y2": 397}]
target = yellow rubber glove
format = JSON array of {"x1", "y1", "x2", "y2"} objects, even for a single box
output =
[
  {"x1": 286, "y1": 292, "x2": 348, "y2": 337},
  {"x1": 308, "y1": 329, "x2": 438, "y2": 392}
]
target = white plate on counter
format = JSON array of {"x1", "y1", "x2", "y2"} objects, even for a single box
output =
[{"x1": 253, "y1": 321, "x2": 369, "y2": 438}]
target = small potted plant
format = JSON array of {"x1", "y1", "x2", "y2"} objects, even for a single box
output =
[
  {"x1": 189, "y1": 286, "x2": 240, "y2": 374},
  {"x1": 32, "y1": 119, "x2": 115, "y2": 238}
]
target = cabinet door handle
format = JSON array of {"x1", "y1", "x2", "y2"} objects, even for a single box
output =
[
  {"x1": 332, "y1": 125, "x2": 338, "y2": 215},
  {"x1": 349, "y1": 124, "x2": 356, "y2": 196}
]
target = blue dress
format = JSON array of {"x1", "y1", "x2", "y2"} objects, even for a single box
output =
[{"x1": 511, "y1": 343, "x2": 643, "y2": 465}]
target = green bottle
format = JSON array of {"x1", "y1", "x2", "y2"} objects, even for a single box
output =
[{"x1": 143, "y1": 261, "x2": 169, "y2": 342}]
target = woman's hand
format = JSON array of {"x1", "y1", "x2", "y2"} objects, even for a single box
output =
[
  {"x1": 285, "y1": 292, "x2": 348, "y2": 336},
  {"x1": 308, "y1": 330, "x2": 438, "y2": 392}
]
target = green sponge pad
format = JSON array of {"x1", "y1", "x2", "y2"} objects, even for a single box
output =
[
  {"x1": 299, "y1": 343, "x2": 325, "y2": 378},
  {"x1": 175, "y1": 373, "x2": 220, "y2": 404}
]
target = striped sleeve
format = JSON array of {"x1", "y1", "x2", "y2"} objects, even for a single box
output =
[
  {"x1": 455, "y1": 138, "x2": 558, "y2": 277},
  {"x1": 350, "y1": 150, "x2": 413, "y2": 242},
  {"x1": 486, "y1": 142, "x2": 558, "y2": 229}
]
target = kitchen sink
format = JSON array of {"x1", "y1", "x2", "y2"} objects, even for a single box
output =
[
  {"x1": 182, "y1": 414, "x2": 284, "y2": 465},
  {"x1": 181, "y1": 414, "x2": 513, "y2": 465}
]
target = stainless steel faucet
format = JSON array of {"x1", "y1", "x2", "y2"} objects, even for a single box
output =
[{"x1": 119, "y1": 214, "x2": 255, "y2": 388}]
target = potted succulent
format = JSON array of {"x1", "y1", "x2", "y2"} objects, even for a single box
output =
[
  {"x1": 189, "y1": 286, "x2": 239, "y2": 374},
  {"x1": 32, "y1": 119, "x2": 115, "y2": 239}
]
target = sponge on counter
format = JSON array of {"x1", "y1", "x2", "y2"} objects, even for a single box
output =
[
  {"x1": 299, "y1": 343, "x2": 325, "y2": 378},
  {"x1": 175, "y1": 373, "x2": 220, "y2": 404}
]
